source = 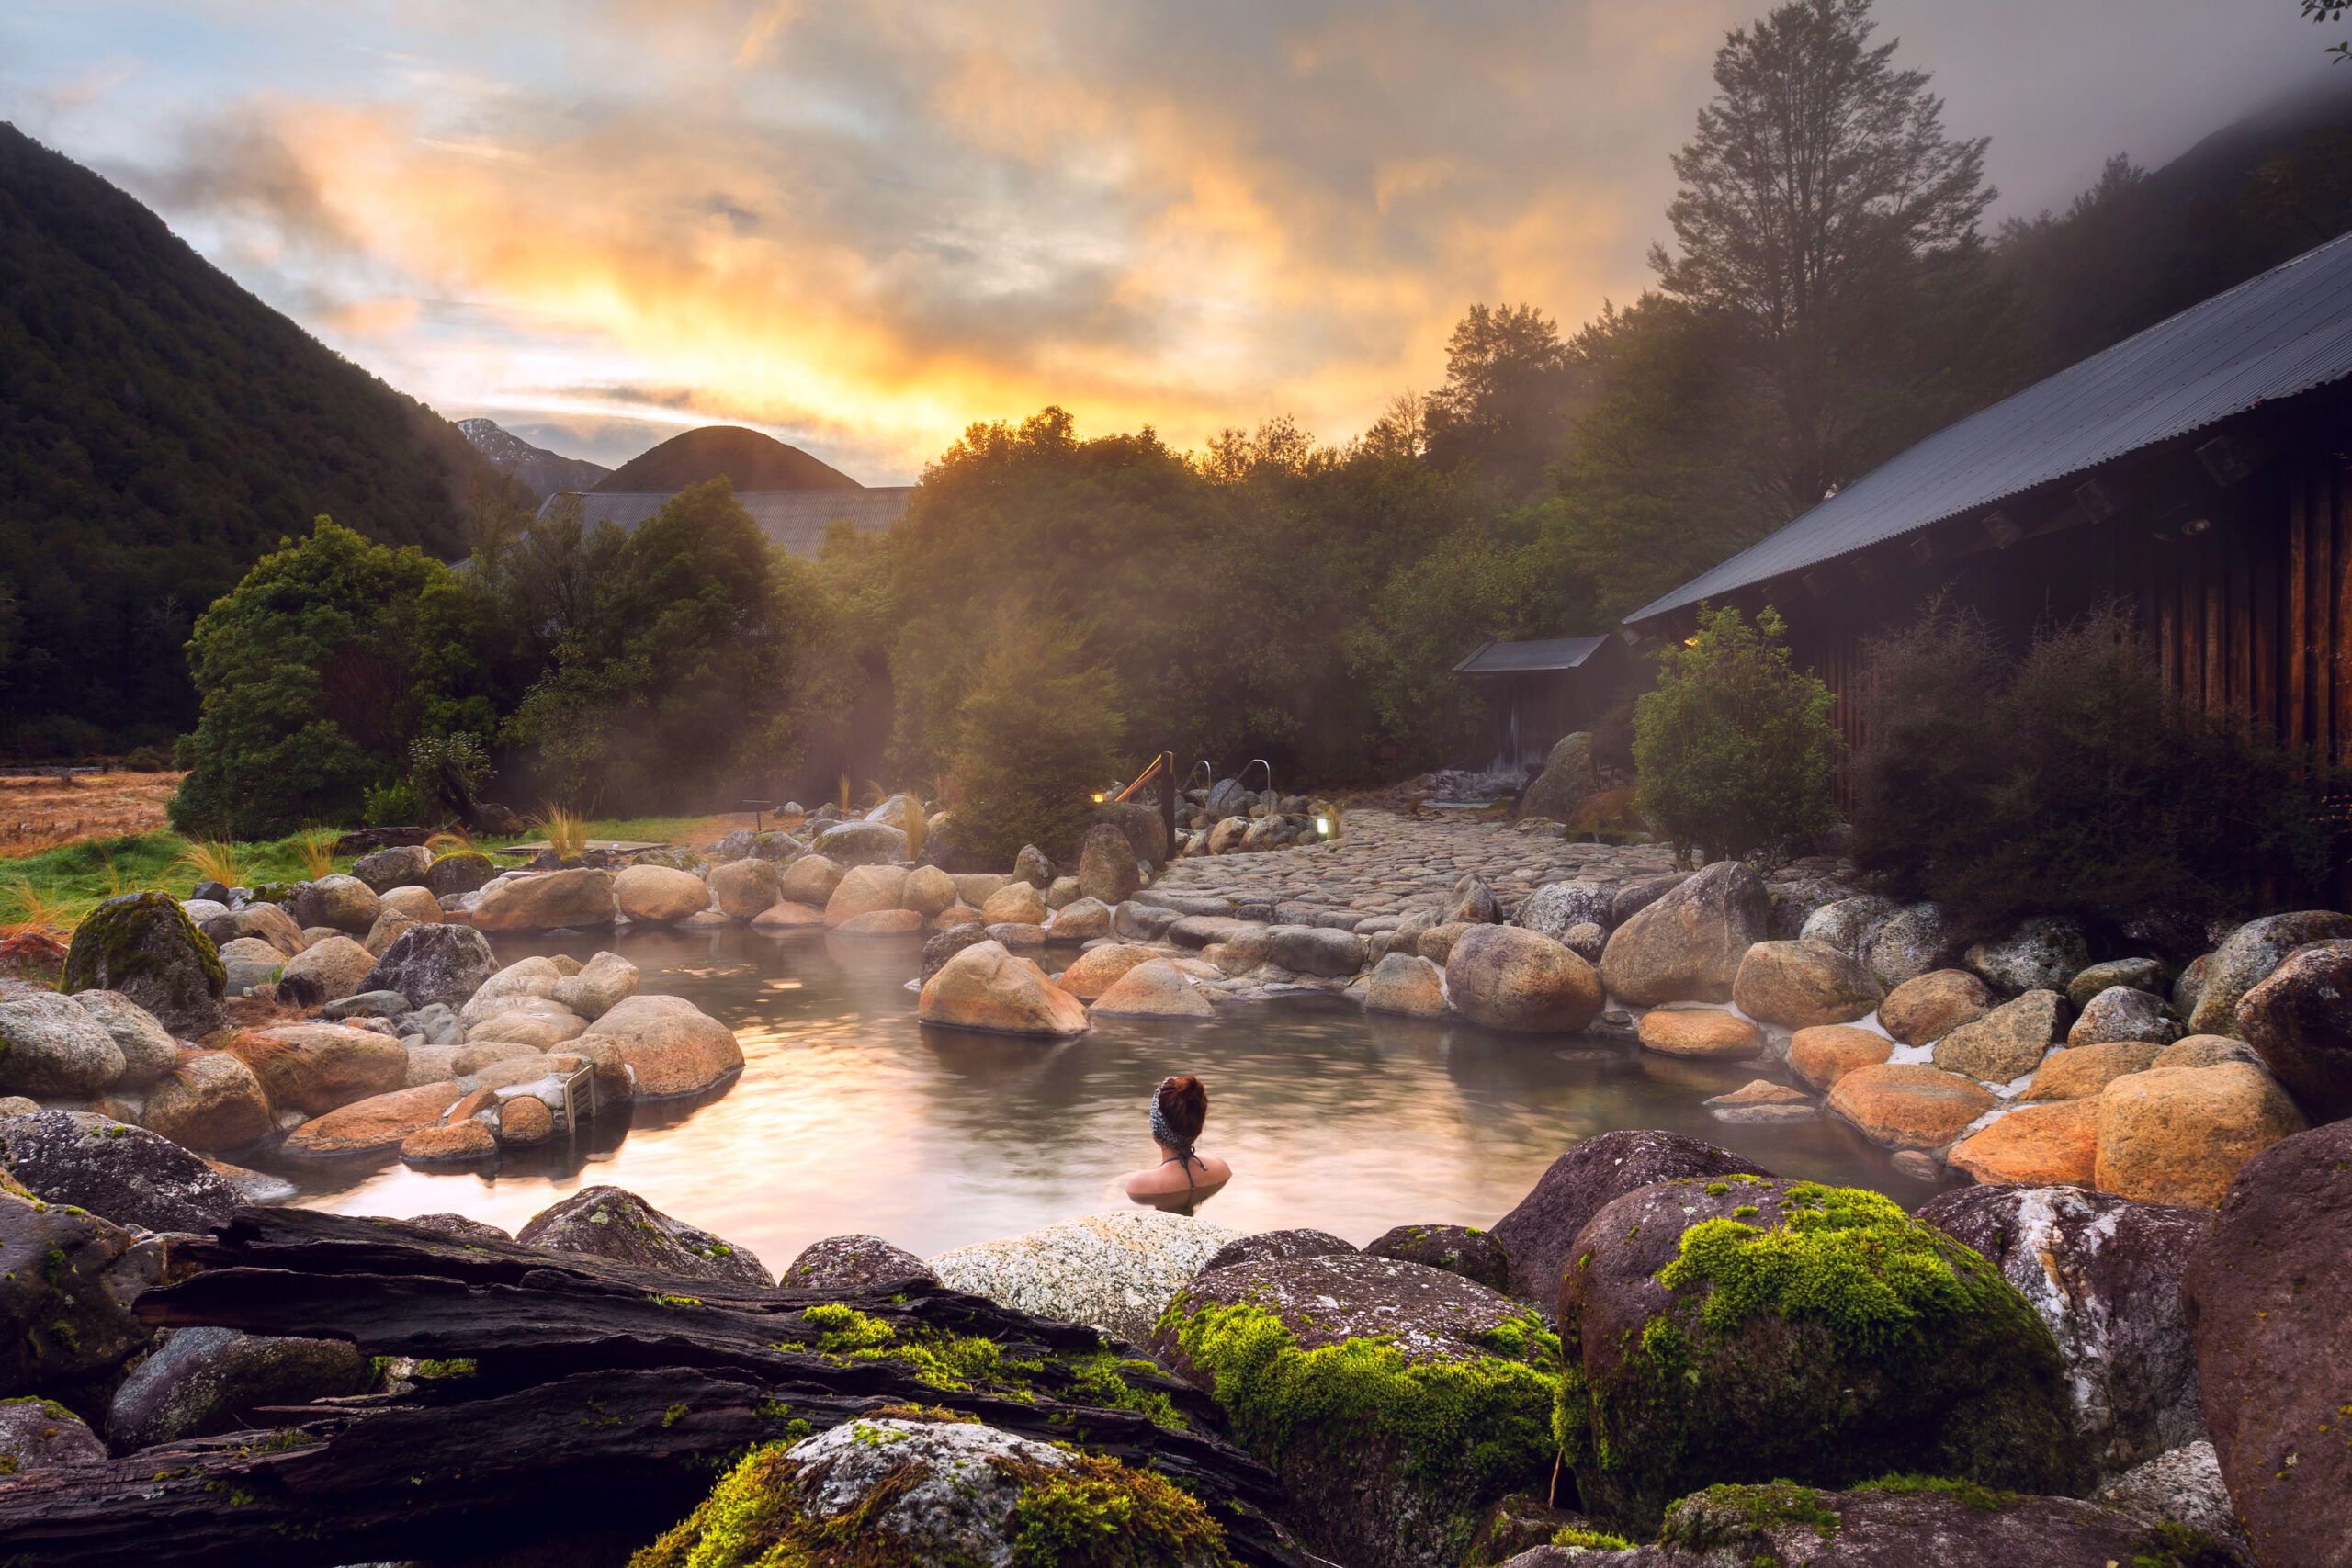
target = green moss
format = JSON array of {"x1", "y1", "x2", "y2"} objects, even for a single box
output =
[
  {"x1": 413, "y1": 1358, "x2": 475, "y2": 1380},
  {"x1": 649, "y1": 1293, "x2": 707, "y2": 1309},
  {"x1": 1549, "y1": 1526, "x2": 1634, "y2": 1551},
  {"x1": 1002, "y1": 1453, "x2": 1237, "y2": 1567},
  {"x1": 790, "y1": 1307, "x2": 1181, "y2": 1424},
  {"x1": 1852, "y1": 1472, "x2": 2017, "y2": 1510},
  {"x1": 1658, "y1": 1481, "x2": 1841, "y2": 1551},
  {"x1": 61, "y1": 892, "x2": 225, "y2": 995},
  {"x1": 2130, "y1": 1519, "x2": 2242, "y2": 1568}
]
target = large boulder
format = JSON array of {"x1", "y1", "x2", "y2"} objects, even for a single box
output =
[
  {"x1": 916, "y1": 942, "x2": 1089, "y2": 1036},
  {"x1": 214, "y1": 936, "x2": 284, "y2": 997},
  {"x1": 775, "y1": 852, "x2": 845, "y2": 908},
  {"x1": 2233, "y1": 938, "x2": 2352, "y2": 1120},
  {"x1": 1787, "y1": 1024, "x2": 1892, "y2": 1090},
  {"x1": 2021, "y1": 1040, "x2": 2164, "y2": 1101},
  {"x1": 707, "y1": 858, "x2": 785, "y2": 922},
  {"x1": 899, "y1": 864, "x2": 958, "y2": 918},
  {"x1": 1932, "y1": 989, "x2": 2069, "y2": 1085},
  {"x1": 1826, "y1": 1063, "x2": 1995, "y2": 1148},
  {"x1": 613, "y1": 863, "x2": 711, "y2": 925},
  {"x1": 1597, "y1": 861, "x2": 1770, "y2": 1006},
  {"x1": 2183, "y1": 1119, "x2": 2352, "y2": 1568},
  {"x1": 1364, "y1": 952, "x2": 1450, "y2": 1018},
  {"x1": 467, "y1": 995, "x2": 588, "y2": 1049},
  {"x1": 1796, "y1": 893, "x2": 1899, "y2": 956},
  {"x1": 0, "y1": 992, "x2": 125, "y2": 1096},
  {"x1": 68, "y1": 991, "x2": 180, "y2": 1089},
  {"x1": 810, "y1": 819, "x2": 909, "y2": 867},
  {"x1": 470, "y1": 868, "x2": 616, "y2": 931},
  {"x1": 1054, "y1": 942, "x2": 1160, "y2": 1003},
  {"x1": 1965, "y1": 916, "x2": 2091, "y2": 995},
  {"x1": 1876, "y1": 967, "x2": 1993, "y2": 1045},
  {"x1": 198, "y1": 902, "x2": 304, "y2": 958},
  {"x1": 517, "y1": 1185, "x2": 769, "y2": 1286},
  {"x1": 424, "y1": 851, "x2": 497, "y2": 897},
  {"x1": 2068, "y1": 985, "x2": 2182, "y2": 1048},
  {"x1": 458, "y1": 955, "x2": 563, "y2": 1028},
  {"x1": 1090, "y1": 958, "x2": 1215, "y2": 1020},
  {"x1": 1635, "y1": 1008, "x2": 1761, "y2": 1060},
  {"x1": 351, "y1": 844, "x2": 433, "y2": 893},
  {"x1": 1943, "y1": 1100, "x2": 2100, "y2": 1185},
  {"x1": 1729, "y1": 940, "x2": 1881, "y2": 1027},
  {"x1": 272, "y1": 933, "x2": 376, "y2": 1006},
  {"x1": 0, "y1": 1111, "x2": 239, "y2": 1233},
  {"x1": 61, "y1": 892, "x2": 224, "y2": 1035},
  {"x1": 1516, "y1": 880, "x2": 1613, "y2": 942},
  {"x1": 1860, "y1": 900, "x2": 1959, "y2": 990},
  {"x1": 1197, "y1": 1228, "x2": 1357, "y2": 1274},
  {"x1": 551, "y1": 950, "x2": 637, "y2": 1021},
  {"x1": 141, "y1": 1052, "x2": 273, "y2": 1153},
  {"x1": 2188, "y1": 908, "x2": 2352, "y2": 1035},
  {"x1": 1518, "y1": 731, "x2": 1600, "y2": 823},
  {"x1": 278, "y1": 1081, "x2": 465, "y2": 1159},
  {"x1": 220, "y1": 1023, "x2": 409, "y2": 1116},
  {"x1": 777, "y1": 1234, "x2": 939, "y2": 1292},
  {"x1": 1267, "y1": 924, "x2": 1367, "y2": 976},
  {"x1": 0, "y1": 1396, "x2": 107, "y2": 1476},
  {"x1": 1153, "y1": 1252, "x2": 1558, "y2": 1568},
  {"x1": 933, "y1": 1210, "x2": 1235, "y2": 1346},
  {"x1": 637, "y1": 1418, "x2": 1227, "y2": 1568},
  {"x1": 2068, "y1": 956, "x2": 2170, "y2": 1010},
  {"x1": 106, "y1": 1326, "x2": 370, "y2": 1447},
  {"x1": 1446, "y1": 926, "x2": 1603, "y2": 1032},
  {"x1": 359, "y1": 923, "x2": 498, "y2": 1012},
  {"x1": 1555, "y1": 1177, "x2": 2075, "y2": 1531},
  {"x1": 1363, "y1": 1224, "x2": 1510, "y2": 1292},
  {"x1": 286, "y1": 874, "x2": 381, "y2": 934},
  {"x1": 0, "y1": 1188, "x2": 156, "y2": 1395},
  {"x1": 2095, "y1": 1061, "x2": 2306, "y2": 1207},
  {"x1": 978, "y1": 879, "x2": 1049, "y2": 926},
  {"x1": 822, "y1": 863, "x2": 909, "y2": 927},
  {"x1": 1488, "y1": 1130, "x2": 1770, "y2": 1304},
  {"x1": 1075, "y1": 821, "x2": 1143, "y2": 905},
  {"x1": 1918, "y1": 1184, "x2": 2210, "y2": 1479},
  {"x1": 577, "y1": 994, "x2": 743, "y2": 1098}
]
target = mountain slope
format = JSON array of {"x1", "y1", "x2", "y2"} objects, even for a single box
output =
[
  {"x1": 0, "y1": 122, "x2": 495, "y2": 756},
  {"x1": 591, "y1": 424, "x2": 862, "y2": 492},
  {"x1": 458, "y1": 418, "x2": 610, "y2": 500}
]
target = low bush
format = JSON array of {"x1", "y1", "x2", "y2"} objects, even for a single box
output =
[
  {"x1": 1633, "y1": 604, "x2": 1838, "y2": 865},
  {"x1": 1850, "y1": 599, "x2": 2342, "y2": 934},
  {"x1": 947, "y1": 612, "x2": 1122, "y2": 869}
]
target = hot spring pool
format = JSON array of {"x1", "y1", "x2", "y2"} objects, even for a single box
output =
[{"x1": 287, "y1": 925, "x2": 1945, "y2": 1266}]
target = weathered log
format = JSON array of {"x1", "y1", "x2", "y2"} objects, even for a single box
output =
[{"x1": 0, "y1": 1207, "x2": 1314, "y2": 1567}]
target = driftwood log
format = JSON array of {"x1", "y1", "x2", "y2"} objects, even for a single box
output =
[{"x1": 0, "y1": 1208, "x2": 1316, "y2": 1567}]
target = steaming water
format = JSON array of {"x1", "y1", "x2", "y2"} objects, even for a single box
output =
[{"x1": 289, "y1": 926, "x2": 1946, "y2": 1265}]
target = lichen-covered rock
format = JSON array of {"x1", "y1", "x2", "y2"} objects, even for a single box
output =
[
  {"x1": 221, "y1": 1022, "x2": 411, "y2": 1116},
  {"x1": 980, "y1": 879, "x2": 1050, "y2": 926},
  {"x1": 1918, "y1": 1184, "x2": 2210, "y2": 1480},
  {"x1": 1153, "y1": 1251, "x2": 1558, "y2": 1568},
  {"x1": 2094, "y1": 1440, "x2": 2251, "y2": 1562},
  {"x1": 2188, "y1": 908, "x2": 2352, "y2": 1036},
  {"x1": 286, "y1": 874, "x2": 381, "y2": 934},
  {"x1": 1598, "y1": 862, "x2": 1770, "y2": 1006},
  {"x1": 811, "y1": 819, "x2": 910, "y2": 867},
  {"x1": 1826, "y1": 1063, "x2": 1995, "y2": 1149},
  {"x1": 1364, "y1": 952, "x2": 1449, "y2": 1018},
  {"x1": 778, "y1": 1233, "x2": 940, "y2": 1292},
  {"x1": 1197, "y1": 1228, "x2": 1356, "y2": 1275},
  {"x1": 1965, "y1": 917, "x2": 2091, "y2": 995},
  {"x1": 61, "y1": 892, "x2": 225, "y2": 1036},
  {"x1": 2095, "y1": 1062, "x2": 2307, "y2": 1207},
  {"x1": 917, "y1": 941, "x2": 1090, "y2": 1036},
  {"x1": 0, "y1": 1395, "x2": 107, "y2": 1475},
  {"x1": 1363, "y1": 1224, "x2": 1510, "y2": 1292},
  {"x1": 351, "y1": 843, "x2": 433, "y2": 892},
  {"x1": 706, "y1": 857, "x2": 785, "y2": 923},
  {"x1": 279, "y1": 1080, "x2": 466, "y2": 1159},
  {"x1": 214, "y1": 935, "x2": 284, "y2": 997},
  {"x1": 1516, "y1": 880, "x2": 1613, "y2": 942},
  {"x1": 0, "y1": 1111, "x2": 239, "y2": 1233},
  {"x1": 1787, "y1": 1024, "x2": 1891, "y2": 1090},
  {"x1": 2067, "y1": 957, "x2": 2169, "y2": 1010},
  {"x1": 1074, "y1": 821, "x2": 1143, "y2": 907},
  {"x1": 1932, "y1": 989, "x2": 2069, "y2": 1085},
  {"x1": 106, "y1": 1326, "x2": 370, "y2": 1447},
  {"x1": 0, "y1": 992, "x2": 126, "y2": 1096},
  {"x1": 1730, "y1": 940, "x2": 1881, "y2": 1028},
  {"x1": 400, "y1": 1119, "x2": 495, "y2": 1166},
  {"x1": 1875, "y1": 966, "x2": 1992, "y2": 1045},
  {"x1": 1635, "y1": 1008, "x2": 1761, "y2": 1060},
  {"x1": 140, "y1": 1051, "x2": 273, "y2": 1153},
  {"x1": 2153, "y1": 1034, "x2": 2262, "y2": 1071},
  {"x1": 517, "y1": 1184, "x2": 770, "y2": 1286},
  {"x1": 68, "y1": 990, "x2": 179, "y2": 1089},
  {"x1": 2233, "y1": 938, "x2": 2352, "y2": 1120},
  {"x1": 2067, "y1": 985, "x2": 2182, "y2": 1048},
  {"x1": 1489, "y1": 1130, "x2": 1770, "y2": 1305},
  {"x1": 1555, "y1": 1178, "x2": 2076, "y2": 1531},
  {"x1": 467, "y1": 995, "x2": 589, "y2": 1049},
  {"x1": 1447, "y1": 926, "x2": 1603, "y2": 1032},
  {"x1": 424, "y1": 851, "x2": 496, "y2": 898},
  {"x1": 2020, "y1": 1041, "x2": 2162, "y2": 1101},
  {"x1": 1860, "y1": 901, "x2": 1959, "y2": 990},
  {"x1": 359, "y1": 922, "x2": 498, "y2": 1013},
  {"x1": 1796, "y1": 894, "x2": 1899, "y2": 957},
  {"x1": 471, "y1": 868, "x2": 617, "y2": 931},
  {"x1": 272, "y1": 932, "x2": 377, "y2": 1006},
  {"x1": 576, "y1": 994, "x2": 744, "y2": 1098},
  {"x1": 635, "y1": 1418, "x2": 1234, "y2": 1568},
  {"x1": 2183, "y1": 1119, "x2": 2352, "y2": 1568},
  {"x1": 551, "y1": 950, "x2": 638, "y2": 1021},
  {"x1": 933, "y1": 1210, "x2": 1236, "y2": 1346},
  {"x1": 0, "y1": 1186, "x2": 156, "y2": 1394},
  {"x1": 1518, "y1": 732, "x2": 1600, "y2": 825},
  {"x1": 613, "y1": 863, "x2": 710, "y2": 925},
  {"x1": 1945, "y1": 1100, "x2": 2100, "y2": 1186}
]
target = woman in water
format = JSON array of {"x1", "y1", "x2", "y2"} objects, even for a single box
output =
[{"x1": 1122, "y1": 1074, "x2": 1232, "y2": 1214}]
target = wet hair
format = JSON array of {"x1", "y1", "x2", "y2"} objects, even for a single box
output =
[{"x1": 1152, "y1": 1075, "x2": 1208, "y2": 1149}]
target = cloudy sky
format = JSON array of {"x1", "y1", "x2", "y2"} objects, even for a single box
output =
[{"x1": 1, "y1": 2, "x2": 2338, "y2": 480}]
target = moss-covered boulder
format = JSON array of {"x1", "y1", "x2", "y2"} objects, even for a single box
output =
[
  {"x1": 635, "y1": 1415, "x2": 1237, "y2": 1568},
  {"x1": 516, "y1": 1185, "x2": 770, "y2": 1287},
  {"x1": 0, "y1": 1183, "x2": 158, "y2": 1400},
  {"x1": 60, "y1": 892, "x2": 224, "y2": 1037},
  {"x1": 1363, "y1": 1224, "x2": 1510, "y2": 1292},
  {"x1": 1554, "y1": 1178, "x2": 2077, "y2": 1532},
  {"x1": 1150, "y1": 1252, "x2": 1560, "y2": 1568}
]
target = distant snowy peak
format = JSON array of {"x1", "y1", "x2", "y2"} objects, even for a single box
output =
[{"x1": 458, "y1": 418, "x2": 611, "y2": 500}]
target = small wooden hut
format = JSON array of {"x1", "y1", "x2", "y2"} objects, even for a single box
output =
[{"x1": 1453, "y1": 635, "x2": 1632, "y2": 774}]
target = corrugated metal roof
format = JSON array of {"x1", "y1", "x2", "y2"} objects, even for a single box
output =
[
  {"x1": 1626, "y1": 229, "x2": 2352, "y2": 626},
  {"x1": 1453, "y1": 635, "x2": 1611, "y2": 674},
  {"x1": 542, "y1": 487, "x2": 918, "y2": 558}
]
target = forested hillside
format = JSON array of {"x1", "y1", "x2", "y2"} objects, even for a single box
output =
[{"x1": 0, "y1": 122, "x2": 492, "y2": 757}]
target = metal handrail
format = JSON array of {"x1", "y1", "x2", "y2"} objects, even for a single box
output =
[{"x1": 1239, "y1": 758, "x2": 1272, "y2": 795}]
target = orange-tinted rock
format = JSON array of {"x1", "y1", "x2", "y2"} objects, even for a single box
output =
[
  {"x1": 1788, "y1": 1025, "x2": 1893, "y2": 1090},
  {"x1": 1947, "y1": 1100, "x2": 2100, "y2": 1186},
  {"x1": 220, "y1": 1023, "x2": 408, "y2": 1115},
  {"x1": 1055, "y1": 943, "x2": 1159, "y2": 1003},
  {"x1": 917, "y1": 941, "x2": 1088, "y2": 1036},
  {"x1": 832, "y1": 908, "x2": 925, "y2": 937},
  {"x1": 1635, "y1": 1008, "x2": 1762, "y2": 1059},
  {"x1": 1827, "y1": 1063, "x2": 1996, "y2": 1149},
  {"x1": 2095, "y1": 1062, "x2": 2308, "y2": 1207},
  {"x1": 2020, "y1": 1042, "x2": 2162, "y2": 1101},
  {"x1": 497, "y1": 1095, "x2": 555, "y2": 1145},
  {"x1": 1731, "y1": 940, "x2": 1881, "y2": 1027},
  {"x1": 400, "y1": 1120, "x2": 495, "y2": 1166},
  {"x1": 282, "y1": 1081, "x2": 465, "y2": 1158},
  {"x1": 140, "y1": 1051, "x2": 274, "y2": 1153},
  {"x1": 1878, "y1": 968, "x2": 1994, "y2": 1046},
  {"x1": 577, "y1": 995, "x2": 744, "y2": 1098}
]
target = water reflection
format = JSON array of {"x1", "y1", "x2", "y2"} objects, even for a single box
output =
[{"x1": 292, "y1": 926, "x2": 1944, "y2": 1269}]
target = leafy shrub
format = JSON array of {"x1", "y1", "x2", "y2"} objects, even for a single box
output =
[
  {"x1": 407, "y1": 732, "x2": 492, "y2": 818},
  {"x1": 362, "y1": 781, "x2": 433, "y2": 828},
  {"x1": 119, "y1": 744, "x2": 174, "y2": 773},
  {"x1": 947, "y1": 612, "x2": 1120, "y2": 869},
  {"x1": 1850, "y1": 600, "x2": 2342, "y2": 934},
  {"x1": 1633, "y1": 604, "x2": 1838, "y2": 865}
]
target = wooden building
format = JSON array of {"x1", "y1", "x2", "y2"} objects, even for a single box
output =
[
  {"x1": 1623, "y1": 231, "x2": 2352, "y2": 782},
  {"x1": 1453, "y1": 635, "x2": 1633, "y2": 773}
]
